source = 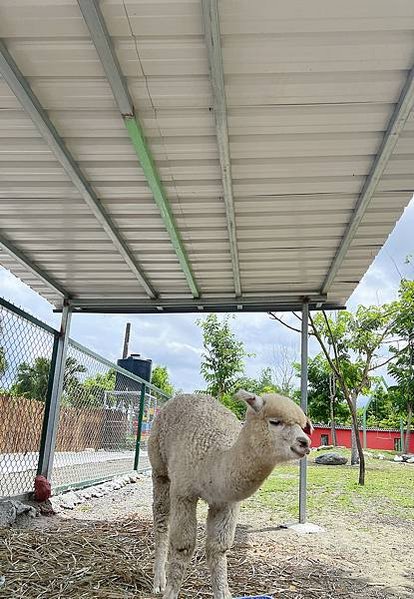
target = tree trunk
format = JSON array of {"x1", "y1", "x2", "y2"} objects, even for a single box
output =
[
  {"x1": 404, "y1": 402, "x2": 412, "y2": 454},
  {"x1": 351, "y1": 426, "x2": 359, "y2": 464},
  {"x1": 347, "y1": 395, "x2": 365, "y2": 485},
  {"x1": 350, "y1": 395, "x2": 359, "y2": 465}
]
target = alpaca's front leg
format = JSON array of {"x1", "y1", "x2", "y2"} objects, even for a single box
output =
[
  {"x1": 152, "y1": 473, "x2": 171, "y2": 594},
  {"x1": 163, "y1": 494, "x2": 197, "y2": 599},
  {"x1": 206, "y1": 503, "x2": 240, "y2": 599}
]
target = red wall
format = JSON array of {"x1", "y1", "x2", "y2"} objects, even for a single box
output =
[{"x1": 311, "y1": 426, "x2": 414, "y2": 453}]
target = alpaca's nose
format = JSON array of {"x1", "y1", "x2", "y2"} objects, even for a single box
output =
[{"x1": 297, "y1": 436, "x2": 310, "y2": 450}]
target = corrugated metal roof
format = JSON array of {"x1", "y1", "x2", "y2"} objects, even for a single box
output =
[{"x1": 0, "y1": 0, "x2": 413, "y2": 312}]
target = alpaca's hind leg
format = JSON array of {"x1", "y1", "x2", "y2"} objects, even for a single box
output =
[
  {"x1": 163, "y1": 493, "x2": 197, "y2": 599},
  {"x1": 206, "y1": 503, "x2": 240, "y2": 599},
  {"x1": 152, "y1": 473, "x2": 171, "y2": 594}
]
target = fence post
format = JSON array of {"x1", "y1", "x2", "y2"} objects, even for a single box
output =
[
  {"x1": 37, "y1": 303, "x2": 72, "y2": 480},
  {"x1": 134, "y1": 382, "x2": 147, "y2": 471}
]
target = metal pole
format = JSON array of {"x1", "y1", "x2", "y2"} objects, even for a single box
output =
[
  {"x1": 134, "y1": 383, "x2": 147, "y2": 471},
  {"x1": 400, "y1": 418, "x2": 405, "y2": 453},
  {"x1": 122, "y1": 322, "x2": 131, "y2": 359},
  {"x1": 37, "y1": 304, "x2": 72, "y2": 480},
  {"x1": 299, "y1": 299, "x2": 309, "y2": 524}
]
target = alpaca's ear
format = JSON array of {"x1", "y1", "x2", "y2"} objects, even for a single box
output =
[
  {"x1": 303, "y1": 417, "x2": 313, "y2": 436},
  {"x1": 234, "y1": 389, "x2": 264, "y2": 413}
]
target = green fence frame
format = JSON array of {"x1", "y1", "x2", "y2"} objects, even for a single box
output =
[{"x1": 0, "y1": 296, "x2": 170, "y2": 497}]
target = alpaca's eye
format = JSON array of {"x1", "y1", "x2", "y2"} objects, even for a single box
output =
[{"x1": 269, "y1": 420, "x2": 281, "y2": 426}]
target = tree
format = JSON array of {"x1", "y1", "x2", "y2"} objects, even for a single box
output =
[
  {"x1": 198, "y1": 314, "x2": 251, "y2": 398},
  {"x1": 12, "y1": 356, "x2": 86, "y2": 402},
  {"x1": 298, "y1": 354, "x2": 349, "y2": 433},
  {"x1": 272, "y1": 346, "x2": 298, "y2": 396},
  {"x1": 270, "y1": 305, "x2": 395, "y2": 485},
  {"x1": 364, "y1": 381, "x2": 402, "y2": 429},
  {"x1": 388, "y1": 279, "x2": 414, "y2": 453},
  {"x1": 223, "y1": 367, "x2": 281, "y2": 420},
  {"x1": 151, "y1": 365, "x2": 174, "y2": 396},
  {"x1": 81, "y1": 369, "x2": 116, "y2": 407},
  {"x1": 237, "y1": 367, "x2": 280, "y2": 396},
  {"x1": 12, "y1": 356, "x2": 51, "y2": 401}
]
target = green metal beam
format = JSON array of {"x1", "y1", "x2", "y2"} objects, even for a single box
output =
[
  {"x1": 124, "y1": 116, "x2": 200, "y2": 298},
  {"x1": 78, "y1": 0, "x2": 200, "y2": 299},
  {"x1": 0, "y1": 38, "x2": 156, "y2": 300}
]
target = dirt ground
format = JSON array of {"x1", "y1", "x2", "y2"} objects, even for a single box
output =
[{"x1": 4, "y1": 473, "x2": 410, "y2": 599}]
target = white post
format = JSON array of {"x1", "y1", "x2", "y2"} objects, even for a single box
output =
[
  {"x1": 299, "y1": 299, "x2": 309, "y2": 524},
  {"x1": 37, "y1": 303, "x2": 72, "y2": 480}
]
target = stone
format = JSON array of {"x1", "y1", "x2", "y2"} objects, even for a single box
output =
[
  {"x1": 49, "y1": 497, "x2": 63, "y2": 513},
  {"x1": 316, "y1": 445, "x2": 334, "y2": 451},
  {"x1": 315, "y1": 452, "x2": 348, "y2": 465},
  {"x1": 0, "y1": 500, "x2": 36, "y2": 527},
  {"x1": 394, "y1": 455, "x2": 404, "y2": 462},
  {"x1": 407, "y1": 457, "x2": 414, "y2": 464}
]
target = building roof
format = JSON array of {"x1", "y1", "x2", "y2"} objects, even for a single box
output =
[
  {"x1": 313, "y1": 424, "x2": 410, "y2": 434},
  {"x1": 1, "y1": 0, "x2": 414, "y2": 313}
]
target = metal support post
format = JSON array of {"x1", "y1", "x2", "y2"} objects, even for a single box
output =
[
  {"x1": 37, "y1": 304, "x2": 72, "y2": 480},
  {"x1": 299, "y1": 299, "x2": 309, "y2": 524},
  {"x1": 134, "y1": 383, "x2": 147, "y2": 471}
]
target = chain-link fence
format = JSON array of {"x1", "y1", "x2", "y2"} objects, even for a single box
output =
[
  {"x1": 0, "y1": 297, "x2": 170, "y2": 498},
  {"x1": 0, "y1": 298, "x2": 56, "y2": 497},
  {"x1": 51, "y1": 340, "x2": 169, "y2": 492}
]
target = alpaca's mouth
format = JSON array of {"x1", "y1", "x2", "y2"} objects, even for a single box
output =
[{"x1": 290, "y1": 446, "x2": 309, "y2": 458}]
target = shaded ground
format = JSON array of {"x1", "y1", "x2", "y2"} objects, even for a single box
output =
[{"x1": 1, "y1": 453, "x2": 413, "y2": 598}]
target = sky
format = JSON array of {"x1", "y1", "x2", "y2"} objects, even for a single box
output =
[{"x1": 1, "y1": 198, "x2": 413, "y2": 392}]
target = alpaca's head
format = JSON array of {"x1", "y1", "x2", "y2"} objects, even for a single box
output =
[{"x1": 235, "y1": 389, "x2": 313, "y2": 461}]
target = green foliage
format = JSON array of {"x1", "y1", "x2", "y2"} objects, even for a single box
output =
[
  {"x1": 297, "y1": 354, "x2": 349, "y2": 425},
  {"x1": 221, "y1": 367, "x2": 282, "y2": 420},
  {"x1": 198, "y1": 314, "x2": 252, "y2": 398},
  {"x1": 11, "y1": 356, "x2": 51, "y2": 402},
  {"x1": 80, "y1": 369, "x2": 116, "y2": 407},
  {"x1": 236, "y1": 367, "x2": 281, "y2": 396},
  {"x1": 387, "y1": 278, "x2": 414, "y2": 451},
  {"x1": 11, "y1": 356, "x2": 86, "y2": 402},
  {"x1": 365, "y1": 383, "x2": 404, "y2": 429},
  {"x1": 312, "y1": 305, "x2": 393, "y2": 400},
  {"x1": 220, "y1": 392, "x2": 247, "y2": 420},
  {"x1": 151, "y1": 365, "x2": 174, "y2": 396},
  {"x1": 0, "y1": 346, "x2": 7, "y2": 378}
]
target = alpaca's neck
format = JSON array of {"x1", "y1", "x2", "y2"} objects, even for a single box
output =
[{"x1": 204, "y1": 418, "x2": 279, "y2": 504}]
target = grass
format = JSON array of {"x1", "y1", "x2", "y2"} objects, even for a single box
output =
[{"x1": 243, "y1": 450, "x2": 414, "y2": 523}]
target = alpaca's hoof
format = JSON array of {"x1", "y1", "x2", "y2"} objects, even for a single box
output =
[
  {"x1": 162, "y1": 585, "x2": 179, "y2": 599},
  {"x1": 153, "y1": 574, "x2": 166, "y2": 595},
  {"x1": 153, "y1": 585, "x2": 165, "y2": 595}
]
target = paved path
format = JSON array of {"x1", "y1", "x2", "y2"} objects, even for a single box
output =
[{"x1": 0, "y1": 450, "x2": 150, "y2": 497}]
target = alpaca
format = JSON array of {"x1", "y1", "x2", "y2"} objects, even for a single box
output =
[{"x1": 148, "y1": 389, "x2": 312, "y2": 599}]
